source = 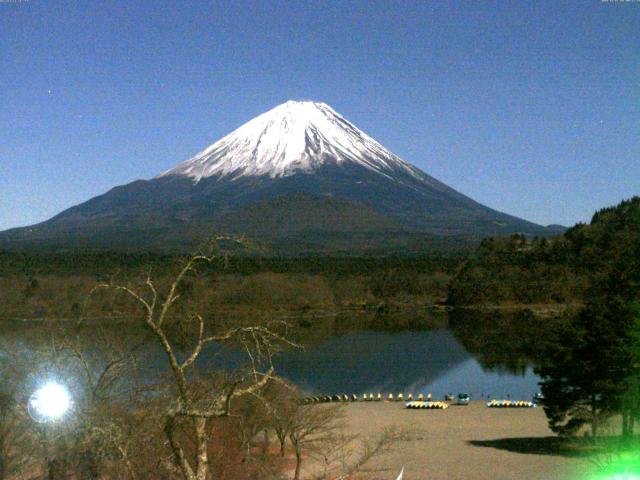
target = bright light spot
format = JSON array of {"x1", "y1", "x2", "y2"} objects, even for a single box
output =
[
  {"x1": 28, "y1": 382, "x2": 72, "y2": 422},
  {"x1": 593, "y1": 460, "x2": 640, "y2": 480}
]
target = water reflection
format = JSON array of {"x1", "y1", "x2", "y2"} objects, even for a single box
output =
[
  {"x1": 0, "y1": 309, "x2": 555, "y2": 400},
  {"x1": 272, "y1": 328, "x2": 541, "y2": 398},
  {"x1": 274, "y1": 330, "x2": 470, "y2": 395},
  {"x1": 448, "y1": 309, "x2": 551, "y2": 376}
]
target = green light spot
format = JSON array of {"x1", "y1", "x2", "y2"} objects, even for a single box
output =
[{"x1": 591, "y1": 452, "x2": 640, "y2": 480}]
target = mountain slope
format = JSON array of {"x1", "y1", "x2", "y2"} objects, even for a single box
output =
[{"x1": 0, "y1": 101, "x2": 560, "y2": 254}]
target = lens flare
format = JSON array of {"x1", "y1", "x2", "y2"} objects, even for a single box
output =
[
  {"x1": 591, "y1": 454, "x2": 640, "y2": 480},
  {"x1": 28, "y1": 382, "x2": 72, "y2": 422},
  {"x1": 596, "y1": 473, "x2": 640, "y2": 480}
]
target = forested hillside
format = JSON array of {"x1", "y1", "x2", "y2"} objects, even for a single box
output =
[{"x1": 447, "y1": 197, "x2": 640, "y2": 306}]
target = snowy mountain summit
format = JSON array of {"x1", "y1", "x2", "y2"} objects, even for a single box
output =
[
  {"x1": 0, "y1": 100, "x2": 559, "y2": 253},
  {"x1": 160, "y1": 100, "x2": 420, "y2": 181}
]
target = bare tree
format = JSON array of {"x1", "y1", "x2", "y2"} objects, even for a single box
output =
[
  {"x1": 234, "y1": 394, "x2": 269, "y2": 461},
  {"x1": 288, "y1": 404, "x2": 345, "y2": 480},
  {"x1": 262, "y1": 381, "x2": 300, "y2": 458},
  {"x1": 0, "y1": 358, "x2": 33, "y2": 479},
  {"x1": 319, "y1": 427, "x2": 412, "y2": 480},
  {"x1": 98, "y1": 251, "x2": 296, "y2": 480},
  {"x1": 54, "y1": 323, "x2": 149, "y2": 480},
  {"x1": 0, "y1": 320, "x2": 150, "y2": 480},
  {"x1": 281, "y1": 397, "x2": 411, "y2": 480}
]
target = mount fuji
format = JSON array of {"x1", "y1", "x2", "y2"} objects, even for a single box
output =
[{"x1": 0, "y1": 101, "x2": 562, "y2": 254}]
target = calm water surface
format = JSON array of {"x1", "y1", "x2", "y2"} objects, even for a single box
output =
[
  {"x1": 200, "y1": 310, "x2": 546, "y2": 400},
  {"x1": 272, "y1": 329, "x2": 541, "y2": 399},
  {"x1": 2, "y1": 310, "x2": 546, "y2": 401}
]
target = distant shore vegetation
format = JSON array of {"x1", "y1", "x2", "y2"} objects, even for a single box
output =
[{"x1": 1, "y1": 197, "x2": 638, "y2": 320}]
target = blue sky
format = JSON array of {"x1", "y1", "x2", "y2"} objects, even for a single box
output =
[{"x1": 1, "y1": 1, "x2": 638, "y2": 230}]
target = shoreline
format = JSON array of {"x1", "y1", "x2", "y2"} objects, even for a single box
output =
[
  {"x1": 325, "y1": 401, "x2": 589, "y2": 480},
  {"x1": 0, "y1": 302, "x2": 578, "y2": 325}
]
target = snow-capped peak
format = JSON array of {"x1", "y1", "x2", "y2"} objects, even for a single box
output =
[{"x1": 159, "y1": 100, "x2": 421, "y2": 181}]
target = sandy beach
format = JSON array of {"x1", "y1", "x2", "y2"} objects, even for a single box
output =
[{"x1": 335, "y1": 401, "x2": 590, "y2": 480}]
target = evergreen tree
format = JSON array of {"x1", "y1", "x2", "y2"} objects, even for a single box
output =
[
  {"x1": 535, "y1": 197, "x2": 640, "y2": 437},
  {"x1": 537, "y1": 300, "x2": 636, "y2": 436}
]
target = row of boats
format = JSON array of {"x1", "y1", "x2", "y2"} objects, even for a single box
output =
[
  {"x1": 301, "y1": 393, "x2": 441, "y2": 404},
  {"x1": 486, "y1": 399, "x2": 536, "y2": 408},
  {"x1": 301, "y1": 393, "x2": 543, "y2": 408},
  {"x1": 405, "y1": 401, "x2": 449, "y2": 409}
]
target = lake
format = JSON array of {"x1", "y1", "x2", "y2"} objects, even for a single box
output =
[
  {"x1": 1, "y1": 309, "x2": 549, "y2": 401},
  {"x1": 272, "y1": 329, "x2": 541, "y2": 399},
  {"x1": 199, "y1": 309, "x2": 547, "y2": 400}
]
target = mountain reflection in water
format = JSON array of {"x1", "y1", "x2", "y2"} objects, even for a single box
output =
[
  {"x1": 272, "y1": 329, "x2": 540, "y2": 398},
  {"x1": 199, "y1": 310, "x2": 547, "y2": 398},
  {"x1": 1, "y1": 310, "x2": 551, "y2": 400}
]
